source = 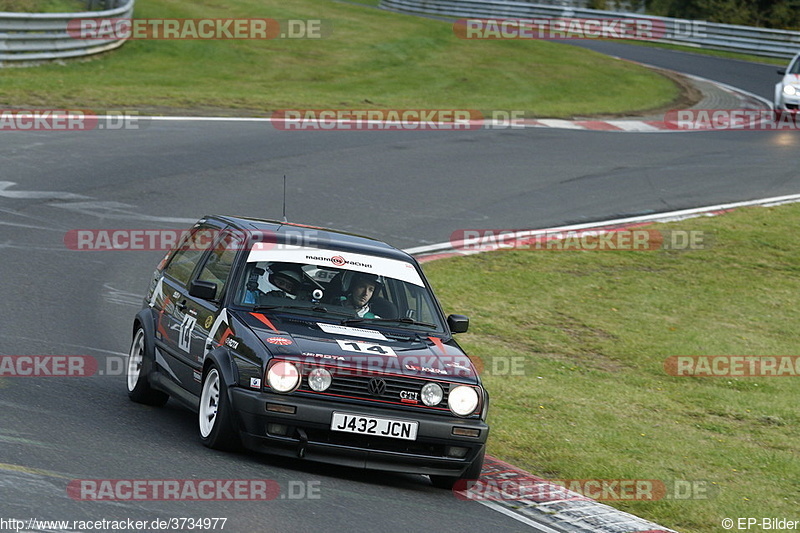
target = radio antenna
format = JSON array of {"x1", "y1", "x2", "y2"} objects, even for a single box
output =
[{"x1": 282, "y1": 175, "x2": 287, "y2": 223}]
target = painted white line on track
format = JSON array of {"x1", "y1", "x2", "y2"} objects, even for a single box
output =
[
  {"x1": 610, "y1": 120, "x2": 662, "y2": 132},
  {"x1": 145, "y1": 115, "x2": 272, "y2": 122},
  {"x1": 479, "y1": 500, "x2": 567, "y2": 533},
  {"x1": 536, "y1": 119, "x2": 586, "y2": 130},
  {"x1": 0, "y1": 220, "x2": 62, "y2": 232},
  {"x1": 0, "y1": 333, "x2": 128, "y2": 356},
  {"x1": 405, "y1": 192, "x2": 800, "y2": 256},
  {"x1": 0, "y1": 180, "x2": 89, "y2": 200},
  {"x1": 602, "y1": 56, "x2": 773, "y2": 110},
  {"x1": 675, "y1": 72, "x2": 773, "y2": 109}
]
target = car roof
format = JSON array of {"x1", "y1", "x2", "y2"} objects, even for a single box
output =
[{"x1": 203, "y1": 215, "x2": 415, "y2": 263}]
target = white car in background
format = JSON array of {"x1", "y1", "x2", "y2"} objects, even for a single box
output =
[{"x1": 774, "y1": 51, "x2": 800, "y2": 116}]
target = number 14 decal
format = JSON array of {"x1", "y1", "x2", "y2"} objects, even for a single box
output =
[
  {"x1": 335, "y1": 339, "x2": 395, "y2": 356},
  {"x1": 179, "y1": 315, "x2": 197, "y2": 352}
]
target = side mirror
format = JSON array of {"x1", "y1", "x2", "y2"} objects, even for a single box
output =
[
  {"x1": 189, "y1": 280, "x2": 217, "y2": 300},
  {"x1": 778, "y1": 69, "x2": 786, "y2": 75},
  {"x1": 447, "y1": 314, "x2": 469, "y2": 334}
]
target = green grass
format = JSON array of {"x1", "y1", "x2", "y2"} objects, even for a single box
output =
[
  {"x1": 0, "y1": 0, "x2": 86, "y2": 12},
  {"x1": 423, "y1": 204, "x2": 800, "y2": 533},
  {"x1": 0, "y1": 0, "x2": 679, "y2": 118},
  {"x1": 372, "y1": 0, "x2": 786, "y2": 66},
  {"x1": 348, "y1": 0, "x2": 381, "y2": 6}
]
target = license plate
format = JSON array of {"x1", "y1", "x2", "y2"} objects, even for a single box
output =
[{"x1": 331, "y1": 412, "x2": 418, "y2": 441}]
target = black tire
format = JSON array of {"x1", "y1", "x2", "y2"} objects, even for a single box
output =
[
  {"x1": 430, "y1": 449, "x2": 485, "y2": 490},
  {"x1": 198, "y1": 365, "x2": 241, "y2": 451},
  {"x1": 126, "y1": 327, "x2": 169, "y2": 406}
]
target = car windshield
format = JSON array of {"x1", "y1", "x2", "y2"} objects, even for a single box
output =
[
  {"x1": 234, "y1": 245, "x2": 445, "y2": 332},
  {"x1": 789, "y1": 56, "x2": 800, "y2": 75}
]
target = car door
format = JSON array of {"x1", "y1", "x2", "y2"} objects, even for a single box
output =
[
  {"x1": 180, "y1": 228, "x2": 244, "y2": 396},
  {"x1": 158, "y1": 222, "x2": 223, "y2": 392}
]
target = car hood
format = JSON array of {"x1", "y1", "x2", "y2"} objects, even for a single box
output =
[
  {"x1": 781, "y1": 73, "x2": 800, "y2": 86},
  {"x1": 236, "y1": 310, "x2": 480, "y2": 383}
]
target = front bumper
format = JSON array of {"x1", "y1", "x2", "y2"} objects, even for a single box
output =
[
  {"x1": 231, "y1": 387, "x2": 488, "y2": 477},
  {"x1": 776, "y1": 93, "x2": 800, "y2": 112}
]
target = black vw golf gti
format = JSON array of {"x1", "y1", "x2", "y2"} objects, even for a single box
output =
[{"x1": 126, "y1": 216, "x2": 488, "y2": 488}]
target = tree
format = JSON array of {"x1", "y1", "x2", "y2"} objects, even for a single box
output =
[{"x1": 646, "y1": 0, "x2": 800, "y2": 29}]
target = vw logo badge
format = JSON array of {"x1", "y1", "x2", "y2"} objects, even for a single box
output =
[{"x1": 367, "y1": 378, "x2": 386, "y2": 396}]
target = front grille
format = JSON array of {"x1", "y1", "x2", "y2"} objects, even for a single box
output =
[
  {"x1": 297, "y1": 364, "x2": 451, "y2": 412},
  {"x1": 303, "y1": 427, "x2": 450, "y2": 457}
]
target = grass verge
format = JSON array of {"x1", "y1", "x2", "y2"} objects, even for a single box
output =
[
  {"x1": 369, "y1": 0, "x2": 786, "y2": 66},
  {"x1": 0, "y1": 0, "x2": 679, "y2": 118},
  {"x1": 0, "y1": 0, "x2": 85, "y2": 12},
  {"x1": 423, "y1": 203, "x2": 800, "y2": 533}
]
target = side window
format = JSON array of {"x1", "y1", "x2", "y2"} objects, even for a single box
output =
[
  {"x1": 401, "y1": 284, "x2": 438, "y2": 324},
  {"x1": 381, "y1": 278, "x2": 400, "y2": 308},
  {"x1": 163, "y1": 226, "x2": 219, "y2": 286},
  {"x1": 197, "y1": 231, "x2": 242, "y2": 295}
]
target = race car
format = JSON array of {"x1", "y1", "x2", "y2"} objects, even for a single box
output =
[
  {"x1": 126, "y1": 215, "x2": 488, "y2": 488},
  {"x1": 774, "y1": 51, "x2": 800, "y2": 116}
]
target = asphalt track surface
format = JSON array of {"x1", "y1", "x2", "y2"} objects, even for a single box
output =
[
  {"x1": 567, "y1": 40, "x2": 781, "y2": 100},
  {"x1": 1, "y1": 40, "x2": 799, "y2": 533}
]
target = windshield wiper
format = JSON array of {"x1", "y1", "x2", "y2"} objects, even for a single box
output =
[
  {"x1": 252, "y1": 304, "x2": 352, "y2": 317},
  {"x1": 253, "y1": 304, "x2": 313, "y2": 312},
  {"x1": 341, "y1": 317, "x2": 438, "y2": 329}
]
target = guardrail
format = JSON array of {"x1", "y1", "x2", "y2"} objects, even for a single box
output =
[
  {"x1": 0, "y1": 0, "x2": 134, "y2": 65},
  {"x1": 380, "y1": 0, "x2": 800, "y2": 59}
]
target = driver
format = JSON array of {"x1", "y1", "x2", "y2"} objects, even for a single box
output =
[
  {"x1": 340, "y1": 273, "x2": 382, "y2": 318},
  {"x1": 266, "y1": 267, "x2": 303, "y2": 299}
]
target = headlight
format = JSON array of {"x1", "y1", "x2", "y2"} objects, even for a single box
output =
[
  {"x1": 421, "y1": 382, "x2": 444, "y2": 406},
  {"x1": 448, "y1": 385, "x2": 479, "y2": 416},
  {"x1": 783, "y1": 85, "x2": 798, "y2": 96},
  {"x1": 267, "y1": 361, "x2": 300, "y2": 392},
  {"x1": 307, "y1": 367, "x2": 332, "y2": 392}
]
